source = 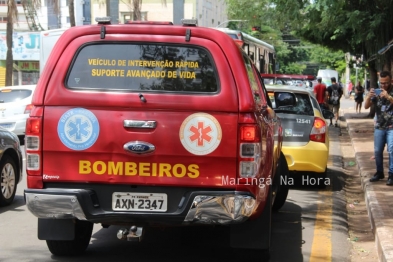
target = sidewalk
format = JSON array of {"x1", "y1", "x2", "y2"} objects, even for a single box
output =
[{"x1": 343, "y1": 108, "x2": 393, "y2": 262}]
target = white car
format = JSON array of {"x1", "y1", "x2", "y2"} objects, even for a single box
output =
[{"x1": 0, "y1": 85, "x2": 36, "y2": 136}]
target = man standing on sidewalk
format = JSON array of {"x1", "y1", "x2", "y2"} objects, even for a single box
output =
[{"x1": 365, "y1": 70, "x2": 393, "y2": 185}]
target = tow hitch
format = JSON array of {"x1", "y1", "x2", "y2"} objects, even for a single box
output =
[{"x1": 117, "y1": 226, "x2": 143, "y2": 242}]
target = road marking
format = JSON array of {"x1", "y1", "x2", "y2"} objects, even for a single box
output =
[{"x1": 310, "y1": 190, "x2": 333, "y2": 262}]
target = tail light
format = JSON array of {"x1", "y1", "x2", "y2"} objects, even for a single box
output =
[
  {"x1": 239, "y1": 124, "x2": 261, "y2": 179},
  {"x1": 234, "y1": 39, "x2": 244, "y2": 47},
  {"x1": 24, "y1": 104, "x2": 33, "y2": 114},
  {"x1": 310, "y1": 117, "x2": 326, "y2": 143},
  {"x1": 25, "y1": 106, "x2": 43, "y2": 189}
]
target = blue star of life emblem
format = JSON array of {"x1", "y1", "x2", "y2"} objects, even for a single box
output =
[
  {"x1": 67, "y1": 117, "x2": 91, "y2": 141},
  {"x1": 58, "y1": 108, "x2": 100, "y2": 151}
]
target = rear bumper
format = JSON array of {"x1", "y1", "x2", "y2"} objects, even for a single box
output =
[
  {"x1": 283, "y1": 141, "x2": 329, "y2": 173},
  {"x1": 24, "y1": 187, "x2": 256, "y2": 225},
  {"x1": 0, "y1": 116, "x2": 27, "y2": 136}
]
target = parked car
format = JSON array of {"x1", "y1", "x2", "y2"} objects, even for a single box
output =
[
  {"x1": 24, "y1": 18, "x2": 294, "y2": 258},
  {"x1": 266, "y1": 84, "x2": 332, "y2": 184},
  {"x1": 0, "y1": 85, "x2": 36, "y2": 138},
  {"x1": 0, "y1": 127, "x2": 23, "y2": 206}
]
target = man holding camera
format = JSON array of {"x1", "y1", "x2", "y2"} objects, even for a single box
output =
[{"x1": 365, "y1": 71, "x2": 393, "y2": 185}]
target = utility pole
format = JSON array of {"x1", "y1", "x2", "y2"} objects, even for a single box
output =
[
  {"x1": 106, "y1": 0, "x2": 119, "y2": 24},
  {"x1": 345, "y1": 52, "x2": 351, "y2": 98},
  {"x1": 173, "y1": 0, "x2": 184, "y2": 25},
  {"x1": 353, "y1": 55, "x2": 363, "y2": 86},
  {"x1": 83, "y1": 0, "x2": 91, "y2": 25}
]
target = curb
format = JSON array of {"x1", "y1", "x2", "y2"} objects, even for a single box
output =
[{"x1": 360, "y1": 172, "x2": 393, "y2": 262}]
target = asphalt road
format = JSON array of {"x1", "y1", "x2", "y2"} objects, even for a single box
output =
[{"x1": 0, "y1": 99, "x2": 356, "y2": 262}]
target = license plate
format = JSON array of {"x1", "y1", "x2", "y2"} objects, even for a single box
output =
[
  {"x1": 0, "y1": 123, "x2": 12, "y2": 129},
  {"x1": 112, "y1": 192, "x2": 167, "y2": 212}
]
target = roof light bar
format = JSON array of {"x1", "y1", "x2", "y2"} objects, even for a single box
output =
[
  {"x1": 181, "y1": 19, "x2": 198, "y2": 26},
  {"x1": 125, "y1": 21, "x2": 173, "y2": 25},
  {"x1": 95, "y1": 17, "x2": 112, "y2": 24}
]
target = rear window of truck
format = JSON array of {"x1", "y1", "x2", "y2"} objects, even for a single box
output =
[{"x1": 66, "y1": 43, "x2": 219, "y2": 93}]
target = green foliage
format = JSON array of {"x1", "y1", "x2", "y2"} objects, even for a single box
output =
[
  {"x1": 224, "y1": 0, "x2": 393, "y2": 75},
  {"x1": 279, "y1": 62, "x2": 307, "y2": 74},
  {"x1": 270, "y1": 0, "x2": 393, "y2": 72},
  {"x1": 225, "y1": 0, "x2": 304, "y2": 74},
  {"x1": 309, "y1": 45, "x2": 345, "y2": 72},
  {"x1": 224, "y1": 0, "x2": 352, "y2": 75}
]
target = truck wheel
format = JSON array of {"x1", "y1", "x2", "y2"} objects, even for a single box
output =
[
  {"x1": 272, "y1": 153, "x2": 289, "y2": 211},
  {"x1": 230, "y1": 187, "x2": 272, "y2": 260},
  {"x1": 0, "y1": 156, "x2": 18, "y2": 207},
  {"x1": 46, "y1": 220, "x2": 93, "y2": 256}
]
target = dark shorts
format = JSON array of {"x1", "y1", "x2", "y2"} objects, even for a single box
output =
[
  {"x1": 329, "y1": 104, "x2": 339, "y2": 114},
  {"x1": 355, "y1": 95, "x2": 364, "y2": 103}
]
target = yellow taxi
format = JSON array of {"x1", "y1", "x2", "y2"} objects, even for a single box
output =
[{"x1": 266, "y1": 84, "x2": 332, "y2": 180}]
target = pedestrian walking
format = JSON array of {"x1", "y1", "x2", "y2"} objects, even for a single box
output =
[
  {"x1": 348, "y1": 80, "x2": 353, "y2": 96},
  {"x1": 354, "y1": 81, "x2": 364, "y2": 113},
  {"x1": 327, "y1": 77, "x2": 343, "y2": 127},
  {"x1": 365, "y1": 70, "x2": 393, "y2": 185},
  {"x1": 313, "y1": 77, "x2": 327, "y2": 106}
]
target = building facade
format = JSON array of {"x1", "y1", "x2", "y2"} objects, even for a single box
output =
[{"x1": 0, "y1": 0, "x2": 227, "y2": 86}]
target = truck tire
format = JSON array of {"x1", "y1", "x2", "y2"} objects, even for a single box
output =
[
  {"x1": 46, "y1": 220, "x2": 93, "y2": 256},
  {"x1": 272, "y1": 153, "x2": 289, "y2": 211},
  {"x1": 230, "y1": 186, "x2": 272, "y2": 260},
  {"x1": 0, "y1": 155, "x2": 18, "y2": 207}
]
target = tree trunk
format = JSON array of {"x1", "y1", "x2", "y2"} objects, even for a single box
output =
[
  {"x1": 69, "y1": 0, "x2": 76, "y2": 27},
  {"x1": 390, "y1": 52, "x2": 393, "y2": 77},
  {"x1": 367, "y1": 62, "x2": 378, "y2": 118},
  {"x1": 133, "y1": 0, "x2": 142, "y2": 20},
  {"x1": 5, "y1": 19, "x2": 13, "y2": 86}
]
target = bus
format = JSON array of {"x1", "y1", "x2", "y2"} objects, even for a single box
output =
[{"x1": 213, "y1": 27, "x2": 276, "y2": 74}]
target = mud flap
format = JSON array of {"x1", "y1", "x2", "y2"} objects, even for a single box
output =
[
  {"x1": 38, "y1": 218, "x2": 75, "y2": 240},
  {"x1": 230, "y1": 187, "x2": 272, "y2": 251}
]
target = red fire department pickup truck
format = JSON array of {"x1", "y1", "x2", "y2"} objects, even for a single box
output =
[{"x1": 24, "y1": 18, "x2": 294, "y2": 258}]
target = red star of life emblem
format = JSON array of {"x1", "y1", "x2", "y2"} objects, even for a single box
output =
[{"x1": 189, "y1": 121, "x2": 212, "y2": 146}]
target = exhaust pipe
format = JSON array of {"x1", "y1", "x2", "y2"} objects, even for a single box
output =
[{"x1": 117, "y1": 226, "x2": 143, "y2": 242}]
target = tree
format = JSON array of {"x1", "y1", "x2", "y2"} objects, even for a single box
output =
[
  {"x1": 133, "y1": 0, "x2": 141, "y2": 20},
  {"x1": 69, "y1": 0, "x2": 76, "y2": 26},
  {"x1": 225, "y1": 0, "x2": 347, "y2": 74},
  {"x1": 270, "y1": 0, "x2": 393, "y2": 87},
  {"x1": 225, "y1": 0, "x2": 300, "y2": 73},
  {"x1": 6, "y1": 0, "x2": 62, "y2": 85},
  {"x1": 5, "y1": 0, "x2": 17, "y2": 86},
  {"x1": 226, "y1": 0, "x2": 393, "y2": 82},
  {"x1": 124, "y1": 0, "x2": 166, "y2": 21}
]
